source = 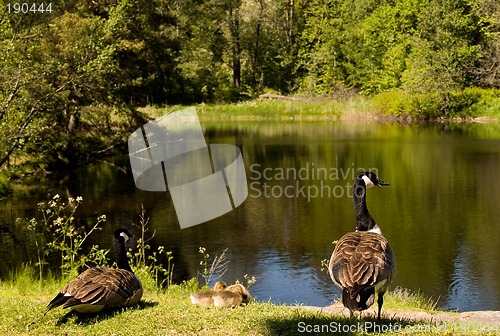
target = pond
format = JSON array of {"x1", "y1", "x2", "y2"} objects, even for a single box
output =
[{"x1": 1, "y1": 117, "x2": 500, "y2": 312}]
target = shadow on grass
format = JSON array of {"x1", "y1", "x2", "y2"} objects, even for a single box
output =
[
  {"x1": 265, "y1": 310, "x2": 423, "y2": 336},
  {"x1": 54, "y1": 300, "x2": 158, "y2": 326}
]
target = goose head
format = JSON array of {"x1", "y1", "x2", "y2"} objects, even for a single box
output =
[
  {"x1": 114, "y1": 228, "x2": 132, "y2": 243},
  {"x1": 213, "y1": 281, "x2": 228, "y2": 291},
  {"x1": 113, "y1": 228, "x2": 133, "y2": 271},
  {"x1": 356, "y1": 171, "x2": 389, "y2": 189}
]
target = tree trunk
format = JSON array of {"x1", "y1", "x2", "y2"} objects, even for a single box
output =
[
  {"x1": 284, "y1": 0, "x2": 294, "y2": 51},
  {"x1": 228, "y1": 1, "x2": 241, "y2": 90}
]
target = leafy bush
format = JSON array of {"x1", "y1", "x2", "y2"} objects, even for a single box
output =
[
  {"x1": 372, "y1": 88, "x2": 500, "y2": 119},
  {"x1": 372, "y1": 90, "x2": 410, "y2": 116}
]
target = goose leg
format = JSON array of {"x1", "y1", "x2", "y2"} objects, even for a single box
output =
[{"x1": 377, "y1": 292, "x2": 384, "y2": 320}]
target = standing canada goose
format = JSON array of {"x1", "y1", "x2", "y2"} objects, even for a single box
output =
[
  {"x1": 212, "y1": 283, "x2": 252, "y2": 308},
  {"x1": 45, "y1": 228, "x2": 143, "y2": 314},
  {"x1": 328, "y1": 171, "x2": 395, "y2": 320},
  {"x1": 190, "y1": 281, "x2": 228, "y2": 306}
]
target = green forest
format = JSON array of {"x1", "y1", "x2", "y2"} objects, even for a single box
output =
[{"x1": 1, "y1": 0, "x2": 499, "y2": 173}]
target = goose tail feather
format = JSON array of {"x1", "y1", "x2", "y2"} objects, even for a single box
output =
[
  {"x1": 341, "y1": 287, "x2": 375, "y2": 313},
  {"x1": 44, "y1": 293, "x2": 70, "y2": 315}
]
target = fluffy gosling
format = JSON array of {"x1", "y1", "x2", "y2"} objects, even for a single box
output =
[
  {"x1": 212, "y1": 284, "x2": 252, "y2": 308},
  {"x1": 190, "y1": 281, "x2": 228, "y2": 306}
]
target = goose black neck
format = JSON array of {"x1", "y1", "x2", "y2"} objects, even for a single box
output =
[
  {"x1": 353, "y1": 179, "x2": 377, "y2": 231},
  {"x1": 113, "y1": 236, "x2": 133, "y2": 272}
]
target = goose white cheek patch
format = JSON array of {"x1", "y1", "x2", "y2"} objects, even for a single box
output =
[
  {"x1": 361, "y1": 175, "x2": 375, "y2": 188},
  {"x1": 120, "y1": 232, "x2": 130, "y2": 242}
]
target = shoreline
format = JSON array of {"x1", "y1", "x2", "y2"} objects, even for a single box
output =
[
  {"x1": 197, "y1": 113, "x2": 500, "y2": 123},
  {"x1": 303, "y1": 302, "x2": 500, "y2": 324},
  {"x1": 145, "y1": 93, "x2": 500, "y2": 123}
]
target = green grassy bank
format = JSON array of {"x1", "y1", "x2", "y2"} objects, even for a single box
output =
[
  {"x1": 141, "y1": 88, "x2": 500, "y2": 121},
  {"x1": 0, "y1": 267, "x2": 497, "y2": 336}
]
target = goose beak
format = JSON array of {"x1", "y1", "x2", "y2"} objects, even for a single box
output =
[{"x1": 377, "y1": 178, "x2": 390, "y2": 186}]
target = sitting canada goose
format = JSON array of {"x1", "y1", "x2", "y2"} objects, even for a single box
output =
[
  {"x1": 212, "y1": 283, "x2": 252, "y2": 308},
  {"x1": 45, "y1": 228, "x2": 143, "y2": 314},
  {"x1": 328, "y1": 171, "x2": 395, "y2": 320},
  {"x1": 190, "y1": 281, "x2": 228, "y2": 306}
]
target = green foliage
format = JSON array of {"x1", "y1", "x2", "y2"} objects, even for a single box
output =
[
  {"x1": 297, "y1": 0, "x2": 492, "y2": 95},
  {"x1": 0, "y1": 8, "x2": 145, "y2": 169},
  {"x1": 372, "y1": 87, "x2": 500, "y2": 119},
  {"x1": 26, "y1": 195, "x2": 108, "y2": 279},
  {"x1": 372, "y1": 90, "x2": 411, "y2": 116},
  {"x1": 1, "y1": 0, "x2": 500, "y2": 171}
]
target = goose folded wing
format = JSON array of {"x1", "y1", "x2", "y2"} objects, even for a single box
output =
[
  {"x1": 329, "y1": 232, "x2": 395, "y2": 296},
  {"x1": 61, "y1": 267, "x2": 141, "y2": 308}
]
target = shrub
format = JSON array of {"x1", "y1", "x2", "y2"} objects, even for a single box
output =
[
  {"x1": 372, "y1": 90, "x2": 410, "y2": 116},
  {"x1": 372, "y1": 87, "x2": 500, "y2": 119}
]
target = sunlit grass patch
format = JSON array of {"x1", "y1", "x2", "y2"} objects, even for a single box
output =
[
  {"x1": 1, "y1": 274, "x2": 496, "y2": 335},
  {"x1": 384, "y1": 287, "x2": 439, "y2": 312}
]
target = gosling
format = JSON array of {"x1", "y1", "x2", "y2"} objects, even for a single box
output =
[
  {"x1": 190, "y1": 281, "x2": 228, "y2": 306},
  {"x1": 213, "y1": 284, "x2": 252, "y2": 308}
]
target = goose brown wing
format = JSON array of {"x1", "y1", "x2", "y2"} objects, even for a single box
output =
[
  {"x1": 61, "y1": 267, "x2": 142, "y2": 308},
  {"x1": 329, "y1": 231, "x2": 395, "y2": 296}
]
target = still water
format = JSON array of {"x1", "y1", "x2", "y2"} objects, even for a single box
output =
[{"x1": 1, "y1": 120, "x2": 500, "y2": 312}]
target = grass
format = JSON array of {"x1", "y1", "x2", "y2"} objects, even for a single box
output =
[
  {"x1": 138, "y1": 97, "x2": 373, "y2": 121},
  {"x1": 1, "y1": 266, "x2": 498, "y2": 335},
  {"x1": 138, "y1": 88, "x2": 500, "y2": 122}
]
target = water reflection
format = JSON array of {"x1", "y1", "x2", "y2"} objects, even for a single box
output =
[{"x1": 1, "y1": 120, "x2": 500, "y2": 312}]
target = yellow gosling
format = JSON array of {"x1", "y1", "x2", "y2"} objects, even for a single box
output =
[
  {"x1": 190, "y1": 281, "x2": 228, "y2": 306},
  {"x1": 213, "y1": 283, "x2": 252, "y2": 308}
]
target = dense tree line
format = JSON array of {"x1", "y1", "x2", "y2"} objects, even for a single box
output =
[{"x1": 0, "y1": 0, "x2": 499, "y2": 169}]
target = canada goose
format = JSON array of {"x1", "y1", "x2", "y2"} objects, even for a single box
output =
[
  {"x1": 212, "y1": 283, "x2": 252, "y2": 308},
  {"x1": 45, "y1": 228, "x2": 143, "y2": 314},
  {"x1": 190, "y1": 281, "x2": 228, "y2": 306},
  {"x1": 328, "y1": 171, "x2": 395, "y2": 319}
]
